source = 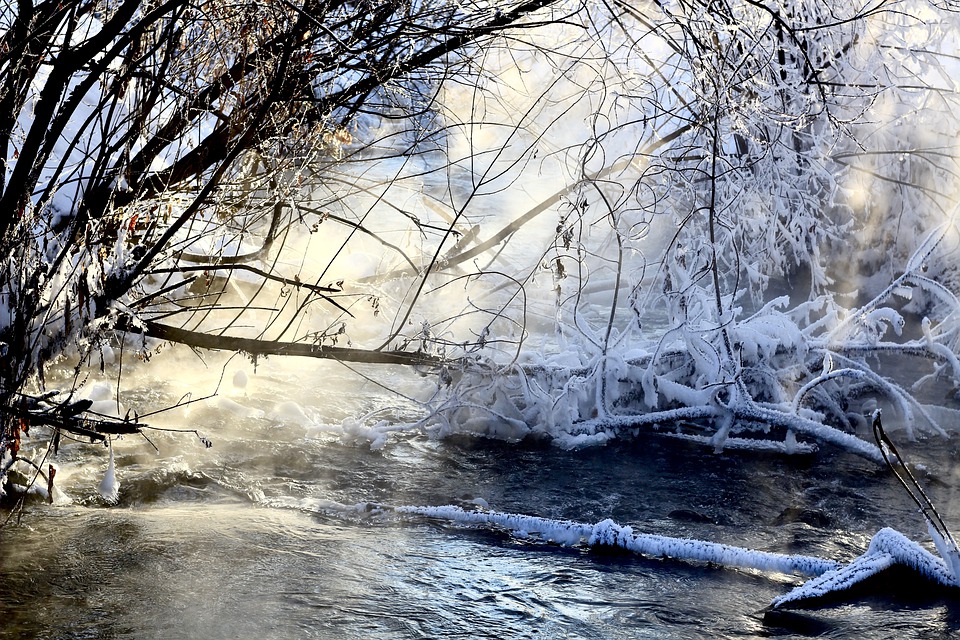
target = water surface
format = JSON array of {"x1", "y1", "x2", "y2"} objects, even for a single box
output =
[{"x1": 4, "y1": 360, "x2": 960, "y2": 640}]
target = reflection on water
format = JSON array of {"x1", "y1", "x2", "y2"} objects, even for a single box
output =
[
  {"x1": 5, "y1": 414, "x2": 960, "y2": 639},
  {"x1": 0, "y1": 502, "x2": 779, "y2": 639},
  {"x1": 3, "y1": 344, "x2": 960, "y2": 639}
]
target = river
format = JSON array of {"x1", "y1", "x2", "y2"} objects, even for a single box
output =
[{"x1": 3, "y1": 346, "x2": 960, "y2": 639}]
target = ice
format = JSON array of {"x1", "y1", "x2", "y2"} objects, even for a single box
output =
[
  {"x1": 200, "y1": 396, "x2": 264, "y2": 419},
  {"x1": 468, "y1": 497, "x2": 490, "y2": 510},
  {"x1": 339, "y1": 416, "x2": 390, "y2": 450},
  {"x1": 232, "y1": 370, "x2": 248, "y2": 393},
  {"x1": 97, "y1": 440, "x2": 120, "y2": 505},
  {"x1": 553, "y1": 431, "x2": 614, "y2": 449},
  {"x1": 268, "y1": 401, "x2": 314, "y2": 428},
  {"x1": 659, "y1": 431, "x2": 819, "y2": 455},
  {"x1": 100, "y1": 345, "x2": 116, "y2": 365},
  {"x1": 83, "y1": 381, "x2": 125, "y2": 418},
  {"x1": 927, "y1": 523, "x2": 960, "y2": 586},
  {"x1": 87, "y1": 382, "x2": 112, "y2": 402}
]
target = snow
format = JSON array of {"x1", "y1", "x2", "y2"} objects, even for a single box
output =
[
  {"x1": 773, "y1": 527, "x2": 959, "y2": 607},
  {"x1": 392, "y1": 505, "x2": 839, "y2": 578},
  {"x1": 552, "y1": 430, "x2": 614, "y2": 449},
  {"x1": 339, "y1": 416, "x2": 391, "y2": 451}
]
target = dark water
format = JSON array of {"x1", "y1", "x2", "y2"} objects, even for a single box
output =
[
  {"x1": 4, "y1": 418, "x2": 960, "y2": 639},
  {"x1": 3, "y1": 347, "x2": 960, "y2": 639}
]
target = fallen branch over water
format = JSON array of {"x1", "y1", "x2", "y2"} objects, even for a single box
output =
[
  {"x1": 393, "y1": 504, "x2": 960, "y2": 606},
  {"x1": 572, "y1": 403, "x2": 884, "y2": 462},
  {"x1": 271, "y1": 498, "x2": 960, "y2": 607},
  {"x1": 772, "y1": 527, "x2": 959, "y2": 608},
  {"x1": 115, "y1": 315, "x2": 451, "y2": 367},
  {"x1": 393, "y1": 504, "x2": 838, "y2": 578}
]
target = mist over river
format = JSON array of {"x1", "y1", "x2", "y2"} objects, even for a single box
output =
[{"x1": 3, "y1": 347, "x2": 960, "y2": 640}]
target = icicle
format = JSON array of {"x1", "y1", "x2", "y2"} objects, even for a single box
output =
[
  {"x1": 784, "y1": 429, "x2": 797, "y2": 455},
  {"x1": 709, "y1": 403, "x2": 734, "y2": 453},
  {"x1": 232, "y1": 369, "x2": 248, "y2": 394},
  {"x1": 98, "y1": 438, "x2": 119, "y2": 505},
  {"x1": 928, "y1": 523, "x2": 960, "y2": 586}
]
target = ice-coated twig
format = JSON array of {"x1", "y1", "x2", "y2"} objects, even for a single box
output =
[
  {"x1": 658, "y1": 431, "x2": 818, "y2": 455},
  {"x1": 580, "y1": 403, "x2": 882, "y2": 462},
  {"x1": 790, "y1": 368, "x2": 866, "y2": 414},
  {"x1": 736, "y1": 403, "x2": 882, "y2": 462}
]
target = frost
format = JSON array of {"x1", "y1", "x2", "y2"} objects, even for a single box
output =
[
  {"x1": 6, "y1": 2, "x2": 960, "y2": 627},
  {"x1": 379, "y1": 504, "x2": 960, "y2": 608},
  {"x1": 393, "y1": 505, "x2": 838, "y2": 578},
  {"x1": 659, "y1": 431, "x2": 818, "y2": 455},
  {"x1": 407, "y1": 224, "x2": 960, "y2": 461},
  {"x1": 773, "y1": 528, "x2": 959, "y2": 607},
  {"x1": 339, "y1": 416, "x2": 391, "y2": 451}
]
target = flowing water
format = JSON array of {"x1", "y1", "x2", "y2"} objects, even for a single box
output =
[{"x1": 4, "y1": 348, "x2": 960, "y2": 639}]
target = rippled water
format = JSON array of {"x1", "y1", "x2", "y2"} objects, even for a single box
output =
[{"x1": 4, "y1": 348, "x2": 960, "y2": 639}]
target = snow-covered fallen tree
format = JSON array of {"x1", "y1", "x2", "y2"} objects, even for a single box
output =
[
  {"x1": 265, "y1": 486, "x2": 960, "y2": 609},
  {"x1": 326, "y1": 223, "x2": 960, "y2": 462}
]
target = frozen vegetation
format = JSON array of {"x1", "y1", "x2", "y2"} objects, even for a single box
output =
[{"x1": 4, "y1": 0, "x2": 960, "y2": 618}]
